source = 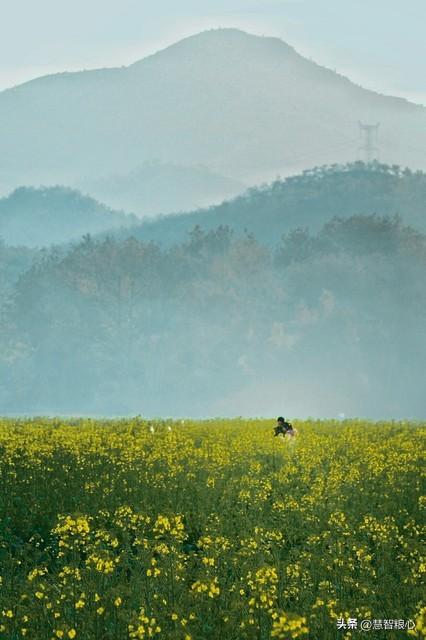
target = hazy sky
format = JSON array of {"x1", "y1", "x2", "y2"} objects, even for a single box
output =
[{"x1": 1, "y1": 0, "x2": 425, "y2": 104}]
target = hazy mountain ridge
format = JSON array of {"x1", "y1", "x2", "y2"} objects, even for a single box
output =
[
  {"x1": 2, "y1": 163, "x2": 425, "y2": 252},
  {"x1": 0, "y1": 186, "x2": 137, "y2": 247},
  {"x1": 102, "y1": 163, "x2": 426, "y2": 246},
  {"x1": 77, "y1": 162, "x2": 245, "y2": 217}
]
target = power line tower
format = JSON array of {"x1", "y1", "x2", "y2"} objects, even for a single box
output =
[{"x1": 358, "y1": 122, "x2": 380, "y2": 163}]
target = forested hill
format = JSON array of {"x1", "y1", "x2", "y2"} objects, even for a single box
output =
[
  {"x1": 0, "y1": 186, "x2": 136, "y2": 247},
  {"x1": 106, "y1": 163, "x2": 426, "y2": 246},
  {"x1": 2, "y1": 164, "x2": 425, "y2": 250},
  {"x1": 1, "y1": 214, "x2": 425, "y2": 418}
]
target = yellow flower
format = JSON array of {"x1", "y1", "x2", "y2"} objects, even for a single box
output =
[
  {"x1": 271, "y1": 612, "x2": 309, "y2": 639},
  {"x1": 68, "y1": 630, "x2": 77, "y2": 639}
]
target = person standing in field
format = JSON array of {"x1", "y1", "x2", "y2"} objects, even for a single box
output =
[{"x1": 274, "y1": 416, "x2": 296, "y2": 440}]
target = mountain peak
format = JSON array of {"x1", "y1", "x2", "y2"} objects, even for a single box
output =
[
  {"x1": 130, "y1": 28, "x2": 297, "y2": 68},
  {"x1": 173, "y1": 27, "x2": 293, "y2": 46}
]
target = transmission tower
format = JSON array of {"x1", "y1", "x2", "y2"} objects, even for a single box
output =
[{"x1": 358, "y1": 122, "x2": 380, "y2": 163}]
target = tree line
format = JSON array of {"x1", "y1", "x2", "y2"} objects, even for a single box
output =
[{"x1": 1, "y1": 214, "x2": 425, "y2": 418}]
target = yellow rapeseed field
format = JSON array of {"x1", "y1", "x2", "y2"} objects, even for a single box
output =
[{"x1": 0, "y1": 418, "x2": 425, "y2": 639}]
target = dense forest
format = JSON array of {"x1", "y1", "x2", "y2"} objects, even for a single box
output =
[{"x1": 1, "y1": 211, "x2": 425, "y2": 418}]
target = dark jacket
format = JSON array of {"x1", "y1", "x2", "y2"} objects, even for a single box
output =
[{"x1": 274, "y1": 421, "x2": 293, "y2": 436}]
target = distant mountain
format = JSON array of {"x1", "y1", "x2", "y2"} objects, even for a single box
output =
[
  {"x1": 0, "y1": 186, "x2": 136, "y2": 247},
  {"x1": 0, "y1": 28, "x2": 425, "y2": 197},
  {"x1": 104, "y1": 163, "x2": 426, "y2": 246},
  {"x1": 78, "y1": 162, "x2": 245, "y2": 216}
]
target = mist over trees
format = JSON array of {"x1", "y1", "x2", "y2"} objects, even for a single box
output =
[
  {"x1": 0, "y1": 164, "x2": 425, "y2": 418},
  {"x1": 1, "y1": 212, "x2": 425, "y2": 418}
]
